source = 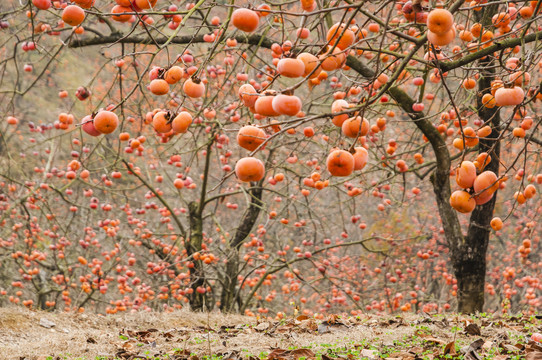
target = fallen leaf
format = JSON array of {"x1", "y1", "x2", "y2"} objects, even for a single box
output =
[
  {"x1": 219, "y1": 350, "x2": 242, "y2": 360},
  {"x1": 121, "y1": 340, "x2": 136, "y2": 351},
  {"x1": 465, "y1": 323, "x2": 481, "y2": 336},
  {"x1": 318, "y1": 323, "x2": 330, "y2": 334},
  {"x1": 462, "y1": 338, "x2": 484, "y2": 360},
  {"x1": 444, "y1": 341, "x2": 457, "y2": 356},
  {"x1": 290, "y1": 349, "x2": 316, "y2": 359},
  {"x1": 422, "y1": 336, "x2": 446, "y2": 345},
  {"x1": 499, "y1": 342, "x2": 520, "y2": 354},
  {"x1": 268, "y1": 348, "x2": 316, "y2": 360},
  {"x1": 255, "y1": 322, "x2": 270, "y2": 331},
  {"x1": 526, "y1": 341, "x2": 542, "y2": 353}
]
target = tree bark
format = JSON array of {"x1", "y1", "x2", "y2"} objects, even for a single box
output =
[
  {"x1": 451, "y1": 0, "x2": 501, "y2": 313},
  {"x1": 187, "y1": 201, "x2": 206, "y2": 311},
  {"x1": 220, "y1": 185, "x2": 263, "y2": 312}
]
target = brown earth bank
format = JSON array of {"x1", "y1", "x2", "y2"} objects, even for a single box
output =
[{"x1": 0, "y1": 307, "x2": 541, "y2": 360}]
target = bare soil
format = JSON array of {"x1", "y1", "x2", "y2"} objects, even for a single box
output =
[{"x1": 0, "y1": 307, "x2": 540, "y2": 360}]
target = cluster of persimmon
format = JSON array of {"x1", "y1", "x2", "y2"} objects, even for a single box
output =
[
  {"x1": 450, "y1": 157, "x2": 538, "y2": 216},
  {"x1": 148, "y1": 65, "x2": 205, "y2": 99},
  {"x1": 229, "y1": 6, "x2": 377, "y2": 182},
  {"x1": 450, "y1": 158, "x2": 501, "y2": 214}
]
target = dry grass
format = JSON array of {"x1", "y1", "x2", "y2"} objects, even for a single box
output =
[{"x1": 0, "y1": 307, "x2": 539, "y2": 360}]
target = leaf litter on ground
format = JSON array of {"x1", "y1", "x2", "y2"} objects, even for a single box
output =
[{"x1": 0, "y1": 307, "x2": 541, "y2": 360}]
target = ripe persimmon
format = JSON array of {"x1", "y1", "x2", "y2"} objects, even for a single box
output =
[
  {"x1": 494, "y1": 86, "x2": 524, "y2": 106},
  {"x1": 326, "y1": 23, "x2": 355, "y2": 50},
  {"x1": 149, "y1": 79, "x2": 169, "y2": 95},
  {"x1": 74, "y1": 0, "x2": 95, "y2": 8},
  {"x1": 111, "y1": 5, "x2": 132, "y2": 22},
  {"x1": 62, "y1": 5, "x2": 85, "y2": 26},
  {"x1": 456, "y1": 161, "x2": 477, "y2": 189},
  {"x1": 300, "y1": 0, "x2": 316, "y2": 11},
  {"x1": 297, "y1": 52, "x2": 321, "y2": 79},
  {"x1": 271, "y1": 94, "x2": 302, "y2": 116},
  {"x1": 427, "y1": 27, "x2": 455, "y2": 46},
  {"x1": 473, "y1": 170, "x2": 498, "y2": 204},
  {"x1": 81, "y1": 115, "x2": 100, "y2": 136},
  {"x1": 427, "y1": 9, "x2": 454, "y2": 35},
  {"x1": 165, "y1": 66, "x2": 183, "y2": 84},
  {"x1": 509, "y1": 71, "x2": 530, "y2": 86},
  {"x1": 171, "y1": 112, "x2": 192, "y2": 134},
  {"x1": 32, "y1": 0, "x2": 51, "y2": 10},
  {"x1": 326, "y1": 149, "x2": 354, "y2": 177},
  {"x1": 134, "y1": 0, "x2": 157, "y2": 10},
  {"x1": 462, "y1": 78, "x2": 476, "y2": 89},
  {"x1": 93, "y1": 111, "x2": 119, "y2": 134},
  {"x1": 320, "y1": 47, "x2": 346, "y2": 71},
  {"x1": 237, "y1": 125, "x2": 266, "y2": 151},
  {"x1": 232, "y1": 8, "x2": 260, "y2": 33},
  {"x1": 353, "y1": 147, "x2": 368, "y2": 170},
  {"x1": 183, "y1": 78, "x2": 205, "y2": 98},
  {"x1": 235, "y1": 157, "x2": 265, "y2": 182},
  {"x1": 450, "y1": 190, "x2": 476, "y2": 213},
  {"x1": 277, "y1": 58, "x2": 305, "y2": 78},
  {"x1": 524, "y1": 184, "x2": 537, "y2": 199},
  {"x1": 490, "y1": 217, "x2": 503, "y2": 230},
  {"x1": 152, "y1": 112, "x2": 172, "y2": 133},
  {"x1": 342, "y1": 116, "x2": 369, "y2": 138},
  {"x1": 238, "y1": 84, "x2": 259, "y2": 107},
  {"x1": 174, "y1": 179, "x2": 184, "y2": 189},
  {"x1": 477, "y1": 126, "x2": 492, "y2": 138},
  {"x1": 255, "y1": 95, "x2": 280, "y2": 117},
  {"x1": 331, "y1": 99, "x2": 350, "y2": 127},
  {"x1": 482, "y1": 93, "x2": 496, "y2": 108}
]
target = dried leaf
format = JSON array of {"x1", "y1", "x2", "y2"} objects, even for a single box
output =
[
  {"x1": 121, "y1": 340, "x2": 136, "y2": 351},
  {"x1": 465, "y1": 323, "x2": 481, "y2": 336},
  {"x1": 427, "y1": 337, "x2": 446, "y2": 345},
  {"x1": 464, "y1": 351, "x2": 482, "y2": 360},
  {"x1": 115, "y1": 349, "x2": 134, "y2": 360},
  {"x1": 255, "y1": 322, "x2": 270, "y2": 331},
  {"x1": 318, "y1": 323, "x2": 330, "y2": 334},
  {"x1": 526, "y1": 341, "x2": 542, "y2": 353},
  {"x1": 462, "y1": 339, "x2": 485, "y2": 360},
  {"x1": 219, "y1": 350, "x2": 242, "y2": 360},
  {"x1": 444, "y1": 341, "x2": 457, "y2": 356},
  {"x1": 526, "y1": 353, "x2": 542, "y2": 360},
  {"x1": 500, "y1": 343, "x2": 520, "y2": 354},
  {"x1": 291, "y1": 349, "x2": 316, "y2": 359},
  {"x1": 268, "y1": 348, "x2": 316, "y2": 360}
]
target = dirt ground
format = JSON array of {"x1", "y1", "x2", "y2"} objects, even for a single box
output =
[{"x1": 0, "y1": 307, "x2": 540, "y2": 360}]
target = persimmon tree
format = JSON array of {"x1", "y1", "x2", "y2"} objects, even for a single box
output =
[{"x1": 0, "y1": 0, "x2": 540, "y2": 315}]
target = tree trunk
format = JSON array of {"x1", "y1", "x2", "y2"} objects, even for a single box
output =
[
  {"x1": 451, "y1": 0, "x2": 501, "y2": 313},
  {"x1": 187, "y1": 201, "x2": 206, "y2": 311},
  {"x1": 453, "y1": 240, "x2": 489, "y2": 313},
  {"x1": 220, "y1": 185, "x2": 263, "y2": 312}
]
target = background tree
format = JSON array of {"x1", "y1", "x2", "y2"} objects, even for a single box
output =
[{"x1": 0, "y1": 0, "x2": 540, "y2": 315}]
